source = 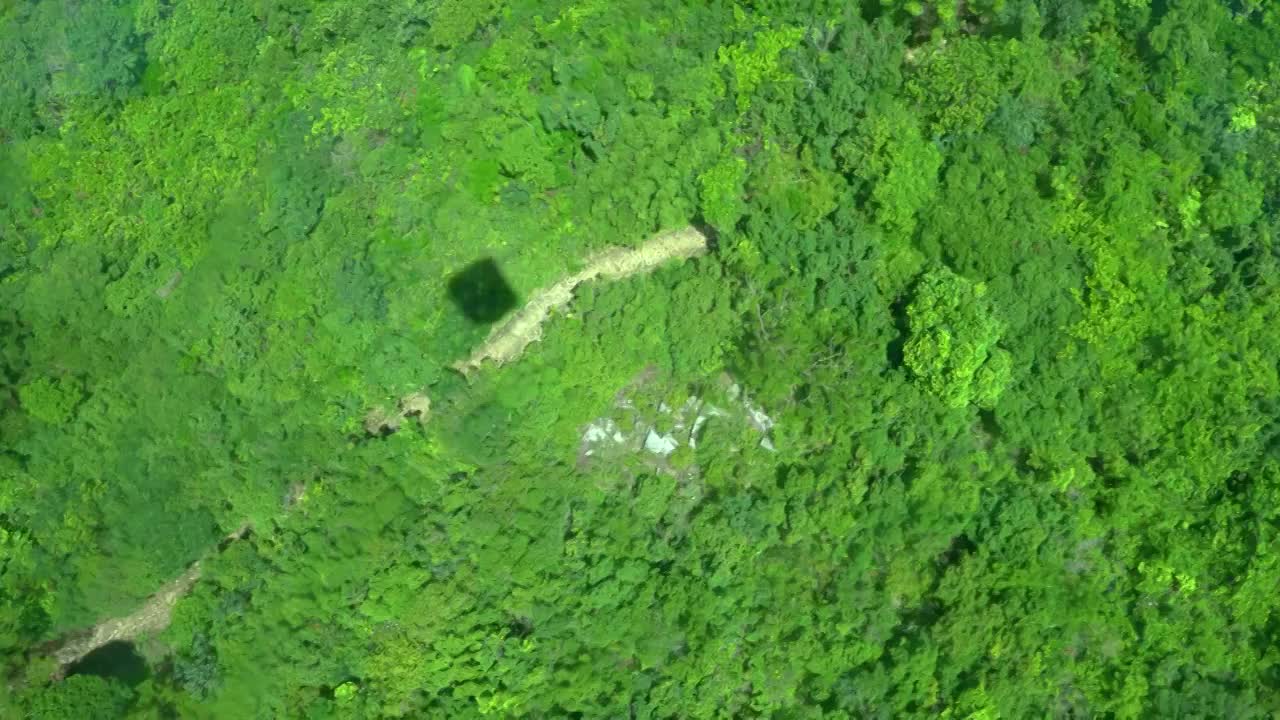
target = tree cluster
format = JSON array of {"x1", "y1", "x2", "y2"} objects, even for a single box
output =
[{"x1": 1, "y1": 0, "x2": 1278, "y2": 717}]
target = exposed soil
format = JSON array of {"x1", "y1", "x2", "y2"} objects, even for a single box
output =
[
  {"x1": 453, "y1": 226, "x2": 708, "y2": 375},
  {"x1": 50, "y1": 524, "x2": 249, "y2": 676},
  {"x1": 47, "y1": 226, "x2": 709, "y2": 674}
]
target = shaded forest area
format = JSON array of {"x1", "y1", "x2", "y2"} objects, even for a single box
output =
[{"x1": 1, "y1": 0, "x2": 1279, "y2": 717}]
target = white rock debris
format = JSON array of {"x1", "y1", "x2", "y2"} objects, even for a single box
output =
[
  {"x1": 578, "y1": 376, "x2": 778, "y2": 470},
  {"x1": 644, "y1": 428, "x2": 680, "y2": 456}
]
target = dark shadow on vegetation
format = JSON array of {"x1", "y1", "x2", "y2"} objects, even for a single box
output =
[
  {"x1": 447, "y1": 258, "x2": 518, "y2": 325},
  {"x1": 688, "y1": 217, "x2": 721, "y2": 254},
  {"x1": 857, "y1": 0, "x2": 883, "y2": 23},
  {"x1": 885, "y1": 292, "x2": 912, "y2": 370},
  {"x1": 66, "y1": 641, "x2": 149, "y2": 687},
  {"x1": 507, "y1": 615, "x2": 534, "y2": 639},
  {"x1": 936, "y1": 533, "x2": 977, "y2": 571},
  {"x1": 977, "y1": 409, "x2": 1001, "y2": 445}
]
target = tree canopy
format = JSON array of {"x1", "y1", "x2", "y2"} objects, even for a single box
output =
[{"x1": 1, "y1": 0, "x2": 1279, "y2": 717}]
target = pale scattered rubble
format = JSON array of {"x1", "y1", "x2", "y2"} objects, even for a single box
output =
[
  {"x1": 578, "y1": 373, "x2": 777, "y2": 475},
  {"x1": 364, "y1": 391, "x2": 432, "y2": 436},
  {"x1": 643, "y1": 428, "x2": 680, "y2": 456}
]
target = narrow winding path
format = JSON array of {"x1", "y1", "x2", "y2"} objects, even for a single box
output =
[{"x1": 45, "y1": 226, "x2": 710, "y2": 674}]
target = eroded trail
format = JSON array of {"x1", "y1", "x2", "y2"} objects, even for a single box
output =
[
  {"x1": 50, "y1": 524, "x2": 249, "y2": 675},
  {"x1": 45, "y1": 226, "x2": 710, "y2": 674},
  {"x1": 368, "y1": 225, "x2": 709, "y2": 433},
  {"x1": 453, "y1": 226, "x2": 708, "y2": 375},
  {"x1": 52, "y1": 565, "x2": 202, "y2": 674}
]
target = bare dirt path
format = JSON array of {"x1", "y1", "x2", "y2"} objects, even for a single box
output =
[
  {"x1": 453, "y1": 226, "x2": 708, "y2": 375},
  {"x1": 50, "y1": 524, "x2": 249, "y2": 676},
  {"x1": 46, "y1": 226, "x2": 710, "y2": 674}
]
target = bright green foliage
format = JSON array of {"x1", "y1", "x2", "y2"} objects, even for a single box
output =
[
  {"x1": 718, "y1": 18, "x2": 804, "y2": 113},
  {"x1": 17, "y1": 376, "x2": 84, "y2": 425},
  {"x1": 905, "y1": 268, "x2": 1009, "y2": 408},
  {"x1": 697, "y1": 156, "x2": 747, "y2": 231},
  {"x1": 843, "y1": 100, "x2": 941, "y2": 235},
  {"x1": 3, "y1": 0, "x2": 1280, "y2": 718}
]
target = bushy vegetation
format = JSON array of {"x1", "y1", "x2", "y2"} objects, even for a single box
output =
[{"x1": 2, "y1": 0, "x2": 1278, "y2": 716}]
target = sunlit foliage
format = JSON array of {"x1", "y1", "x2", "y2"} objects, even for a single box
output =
[{"x1": 2, "y1": 0, "x2": 1278, "y2": 717}]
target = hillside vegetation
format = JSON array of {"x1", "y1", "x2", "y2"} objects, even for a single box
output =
[{"x1": 1, "y1": 0, "x2": 1279, "y2": 717}]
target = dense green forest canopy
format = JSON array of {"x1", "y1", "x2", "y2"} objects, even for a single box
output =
[{"x1": 1, "y1": 0, "x2": 1278, "y2": 716}]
